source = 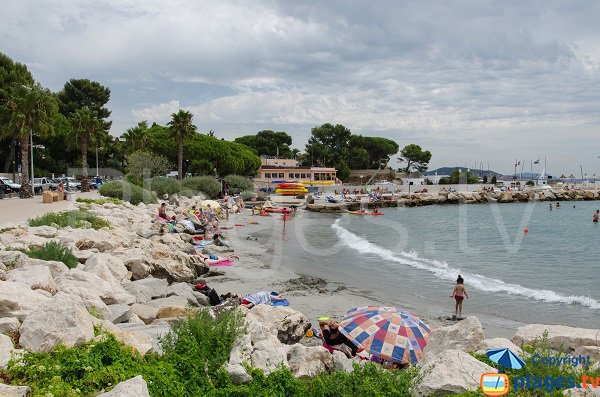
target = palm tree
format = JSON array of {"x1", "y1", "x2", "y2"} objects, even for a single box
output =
[
  {"x1": 167, "y1": 110, "x2": 197, "y2": 180},
  {"x1": 1, "y1": 84, "x2": 57, "y2": 197},
  {"x1": 121, "y1": 121, "x2": 149, "y2": 153},
  {"x1": 69, "y1": 107, "x2": 102, "y2": 192}
]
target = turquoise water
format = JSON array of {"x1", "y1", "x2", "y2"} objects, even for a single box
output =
[{"x1": 281, "y1": 201, "x2": 600, "y2": 336}]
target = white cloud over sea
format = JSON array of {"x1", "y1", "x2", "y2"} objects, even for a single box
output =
[{"x1": 2, "y1": 0, "x2": 600, "y2": 174}]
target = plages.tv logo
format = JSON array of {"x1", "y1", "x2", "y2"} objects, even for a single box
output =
[{"x1": 480, "y1": 347, "x2": 526, "y2": 396}]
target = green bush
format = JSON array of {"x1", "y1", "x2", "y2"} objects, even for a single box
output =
[
  {"x1": 28, "y1": 210, "x2": 110, "y2": 230},
  {"x1": 23, "y1": 241, "x2": 78, "y2": 268},
  {"x1": 75, "y1": 197, "x2": 123, "y2": 205},
  {"x1": 181, "y1": 176, "x2": 221, "y2": 198},
  {"x1": 224, "y1": 175, "x2": 254, "y2": 194},
  {"x1": 239, "y1": 190, "x2": 257, "y2": 201},
  {"x1": 99, "y1": 181, "x2": 157, "y2": 205},
  {"x1": 150, "y1": 177, "x2": 181, "y2": 197}
]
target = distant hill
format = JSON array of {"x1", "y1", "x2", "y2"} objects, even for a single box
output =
[{"x1": 424, "y1": 167, "x2": 503, "y2": 177}]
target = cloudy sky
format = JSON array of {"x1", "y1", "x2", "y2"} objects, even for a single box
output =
[{"x1": 2, "y1": 0, "x2": 600, "y2": 175}]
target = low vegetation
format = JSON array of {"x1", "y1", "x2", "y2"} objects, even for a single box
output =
[
  {"x1": 181, "y1": 176, "x2": 221, "y2": 199},
  {"x1": 224, "y1": 175, "x2": 254, "y2": 194},
  {"x1": 99, "y1": 181, "x2": 157, "y2": 205},
  {"x1": 75, "y1": 197, "x2": 123, "y2": 205},
  {"x1": 23, "y1": 241, "x2": 79, "y2": 269},
  {"x1": 1, "y1": 309, "x2": 417, "y2": 397},
  {"x1": 28, "y1": 210, "x2": 110, "y2": 230},
  {"x1": 150, "y1": 177, "x2": 182, "y2": 197}
]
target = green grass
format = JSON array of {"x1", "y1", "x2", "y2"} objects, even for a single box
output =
[
  {"x1": 23, "y1": 241, "x2": 79, "y2": 269},
  {"x1": 0, "y1": 309, "x2": 417, "y2": 397},
  {"x1": 28, "y1": 210, "x2": 110, "y2": 230},
  {"x1": 75, "y1": 197, "x2": 123, "y2": 205}
]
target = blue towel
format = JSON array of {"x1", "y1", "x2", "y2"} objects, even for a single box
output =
[{"x1": 272, "y1": 299, "x2": 289, "y2": 306}]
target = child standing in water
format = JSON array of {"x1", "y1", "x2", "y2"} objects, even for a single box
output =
[{"x1": 450, "y1": 275, "x2": 469, "y2": 320}]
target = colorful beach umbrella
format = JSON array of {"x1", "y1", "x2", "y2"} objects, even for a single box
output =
[
  {"x1": 338, "y1": 306, "x2": 431, "y2": 364},
  {"x1": 486, "y1": 348, "x2": 525, "y2": 370},
  {"x1": 199, "y1": 200, "x2": 221, "y2": 209}
]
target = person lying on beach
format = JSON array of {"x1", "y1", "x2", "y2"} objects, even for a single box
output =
[
  {"x1": 450, "y1": 275, "x2": 468, "y2": 319},
  {"x1": 241, "y1": 291, "x2": 287, "y2": 309},
  {"x1": 318, "y1": 319, "x2": 357, "y2": 358},
  {"x1": 196, "y1": 252, "x2": 239, "y2": 265},
  {"x1": 193, "y1": 278, "x2": 234, "y2": 306},
  {"x1": 158, "y1": 203, "x2": 169, "y2": 220},
  {"x1": 213, "y1": 233, "x2": 230, "y2": 247}
]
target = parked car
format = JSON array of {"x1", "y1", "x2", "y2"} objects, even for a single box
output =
[
  {"x1": 0, "y1": 177, "x2": 20, "y2": 192},
  {"x1": 57, "y1": 177, "x2": 81, "y2": 190},
  {"x1": 48, "y1": 178, "x2": 61, "y2": 191},
  {"x1": 33, "y1": 177, "x2": 52, "y2": 192},
  {"x1": 0, "y1": 179, "x2": 13, "y2": 197}
]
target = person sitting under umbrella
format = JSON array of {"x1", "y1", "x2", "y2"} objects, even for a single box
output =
[{"x1": 318, "y1": 319, "x2": 358, "y2": 358}]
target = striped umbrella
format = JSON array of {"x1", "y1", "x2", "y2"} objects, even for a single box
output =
[
  {"x1": 486, "y1": 348, "x2": 525, "y2": 370},
  {"x1": 338, "y1": 306, "x2": 431, "y2": 364}
]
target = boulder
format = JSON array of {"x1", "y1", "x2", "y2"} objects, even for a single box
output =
[
  {"x1": 127, "y1": 313, "x2": 146, "y2": 325},
  {"x1": 155, "y1": 234, "x2": 196, "y2": 254},
  {"x1": 286, "y1": 344, "x2": 335, "y2": 378},
  {"x1": 108, "y1": 304, "x2": 132, "y2": 324},
  {"x1": 167, "y1": 282, "x2": 207, "y2": 307},
  {"x1": 157, "y1": 306, "x2": 191, "y2": 319},
  {"x1": 0, "y1": 384, "x2": 32, "y2": 397},
  {"x1": 0, "y1": 317, "x2": 21, "y2": 334},
  {"x1": 55, "y1": 269, "x2": 136, "y2": 306},
  {"x1": 112, "y1": 329, "x2": 155, "y2": 355},
  {"x1": 226, "y1": 363, "x2": 253, "y2": 384},
  {"x1": 19, "y1": 292, "x2": 95, "y2": 352},
  {"x1": 512, "y1": 324, "x2": 600, "y2": 352},
  {"x1": 72, "y1": 249, "x2": 95, "y2": 264},
  {"x1": 75, "y1": 229, "x2": 117, "y2": 252},
  {"x1": 27, "y1": 225, "x2": 58, "y2": 237},
  {"x1": 422, "y1": 316, "x2": 484, "y2": 363},
  {"x1": 115, "y1": 323, "x2": 171, "y2": 355},
  {"x1": 110, "y1": 248, "x2": 151, "y2": 280},
  {"x1": 7, "y1": 265, "x2": 56, "y2": 292},
  {"x1": 412, "y1": 349, "x2": 496, "y2": 396},
  {"x1": 97, "y1": 375, "x2": 150, "y2": 397},
  {"x1": 84, "y1": 253, "x2": 130, "y2": 285},
  {"x1": 146, "y1": 295, "x2": 188, "y2": 309},
  {"x1": 0, "y1": 281, "x2": 50, "y2": 321},
  {"x1": 15, "y1": 257, "x2": 69, "y2": 278},
  {"x1": 0, "y1": 333, "x2": 16, "y2": 369},
  {"x1": 332, "y1": 350, "x2": 354, "y2": 373},
  {"x1": 124, "y1": 277, "x2": 168, "y2": 303},
  {"x1": 574, "y1": 346, "x2": 600, "y2": 364},
  {"x1": 247, "y1": 305, "x2": 311, "y2": 345},
  {"x1": 130, "y1": 303, "x2": 159, "y2": 325},
  {"x1": 476, "y1": 337, "x2": 524, "y2": 356}
]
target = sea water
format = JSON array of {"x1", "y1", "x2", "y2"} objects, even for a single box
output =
[{"x1": 280, "y1": 201, "x2": 600, "y2": 336}]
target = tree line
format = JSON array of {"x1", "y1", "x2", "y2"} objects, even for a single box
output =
[{"x1": 0, "y1": 51, "x2": 432, "y2": 196}]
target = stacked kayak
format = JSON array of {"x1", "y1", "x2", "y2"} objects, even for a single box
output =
[
  {"x1": 275, "y1": 182, "x2": 308, "y2": 196},
  {"x1": 348, "y1": 211, "x2": 384, "y2": 215}
]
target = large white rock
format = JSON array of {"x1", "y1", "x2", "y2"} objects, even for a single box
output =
[
  {"x1": 15, "y1": 257, "x2": 69, "y2": 278},
  {"x1": 84, "y1": 253, "x2": 130, "y2": 285},
  {"x1": 55, "y1": 269, "x2": 136, "y2": 306},
  {"x1": 27, "y1": 225, "x2": 58, "y2": 237},
  {"x1": 226, "y1": 363, "x2": 253, "y2": 384},
  {"x1": 115, "y1": 323, "x2": 171, "y2": 355},
  {"x1": 422, "y1": 316, "x2": 484, "y2": 363},
  {"x1": 0, "y1": 280, "x2": 50, "y2": 321},
  {"x1": 0, "y1": 317, "x2": 21, "y2": 334},
  {"x1": 0, "y1": 384, "x2": 32, "y2": 397},
  {"x1": 476, "y1": 337, "x2": 524, "y2": 356},
  {"x1": 19, "y1": 292, "x2": 95, "y2": 352},
  {"x1": 108, "y1": 304, "x2": 132, "y2": 324},
  {"x1": 146, "y1": 295, "x2": 188, "y2": 309},
  {"x1": 513, "y1": 324, "x2": 600, "y2": 352},
  {"x1": 167, "y1": 282, "x2": 206, "y2": 307},
  {"x1": 286, "y1": 344, "x2": 335, "y2": 378},
  {"x1": 7, "y1": 265, "x2": 57, "y2": 291},
  {"x1": 0, "y1": 333, "x2": 17, "y2": 370},
  {"x1": 412, "y1": 349, "x2": 496, "y2": 396},
  {"x1": 112, "y1": 329, "x2": 155, "y2": 355},
  {"x1": 130, "y1": 303, "x2": 159, "y2": 325},
  {"x1": 97, "y1": 375, "x2": 150, "y2": 397},
  {"x1": 124, "y1": 278, "x2": 168, "y2": 303},
  {"x1": 246, "y1": 305, "x2": 311, "y2": 344}
]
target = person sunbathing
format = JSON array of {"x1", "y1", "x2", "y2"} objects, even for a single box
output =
[
  {"x1": 241, "y1": 291, "x2": 286, "y2": 309},
  {"x1": 196, "y1": 252, "x2": 239, "y2": 265}
]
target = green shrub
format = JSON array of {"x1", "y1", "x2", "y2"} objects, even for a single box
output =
[
  {"x1": 239, "y1": 190, "x2": 257, "y2": 200},
  {"x1": 224, "y1": 175, "x2": 254, "y2": 194},
  {"x1": 181, "y1": 176, "x2": 221, "y2": 198},
  {"x1": 75, "y1": 197, "x2": 123, "y2": 205},
  {"x1": 23, "y1": 241, "x2": 78, "y2": 268},
  {"x1": 28, "y1": 210, "x2": 110, "y2": 230},
  {"x1": 99, "y1": 181, "x2": 157, "y2": 205},
  {"x1": 150, "y1": 177, "x2": 181, "y2": 197}
]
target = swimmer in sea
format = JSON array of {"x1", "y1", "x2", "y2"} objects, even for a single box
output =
[
  {"x1": 549, "y1": 203, "x2": 553, "y2": 211},
  {"x1": 450, "y1": 275, "x2": 468, "y2": 320},
  {"x1": 594, "y1": 210, "x2": 599, "y2": 223}
]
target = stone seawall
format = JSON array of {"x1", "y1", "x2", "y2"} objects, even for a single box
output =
[{"x1": 307, "y1": 189, "x2": 600, "y2": 212}]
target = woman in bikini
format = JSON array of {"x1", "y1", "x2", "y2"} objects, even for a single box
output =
[{"x1": 450, "y1": 275, "x2": 468, "y2": 320}]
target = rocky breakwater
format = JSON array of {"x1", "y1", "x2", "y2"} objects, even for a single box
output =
[
  {"x1": 0, "y1": 197, "x2": 228, "y2": 390},
  {"x1": 400, "y1": 188, "x2": 600, "y2": 207}
]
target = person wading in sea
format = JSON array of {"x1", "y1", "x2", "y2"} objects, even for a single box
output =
[{"x1": 450, "y1": 275, "x2": 469, "y2": 320}]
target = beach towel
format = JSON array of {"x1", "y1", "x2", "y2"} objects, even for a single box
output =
[
  {"x1": 272, "y1": 299, "x2": 289, "y2": 306},
  {"x1": 243, "y1": 291, "x2": 272, "y2": 306},
  {"x1": 209, "y1": 259, "x2": 234, "y2": 267},
  {"x1": 234, "y1": 224, "x2": 244, "y2": 227}
]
